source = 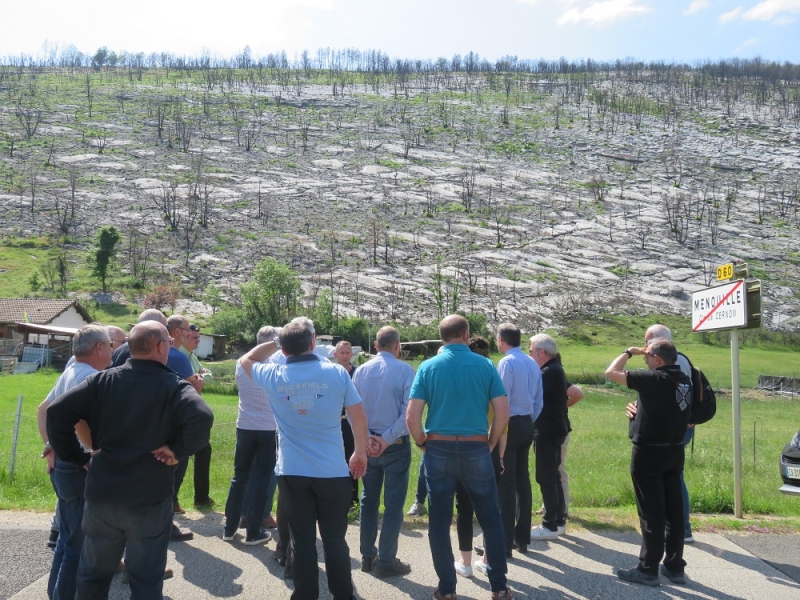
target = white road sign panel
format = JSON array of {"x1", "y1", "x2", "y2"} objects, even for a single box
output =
[{"x1": 692, "y1": 280, "x2": 747, "y2": 332}]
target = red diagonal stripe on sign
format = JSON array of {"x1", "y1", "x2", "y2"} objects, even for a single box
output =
[{"x1": 692, "y1": 280, "x2": 744, "y2": 332}]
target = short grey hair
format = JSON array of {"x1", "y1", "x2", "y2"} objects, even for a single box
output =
[
  {"x1": 257, "y1": 326, "x2": 281, "y2": 345},
  {"x1": 376, "y1": 326, "x2": 400, "y2": 350},
  {"x1": 530, "y1": 333, "x2": 557, "y2": 358},
  {"x1": 73, "y1": 324, "x2": 111, "y2": 357},
  {"x1": 645, "y1": 324, "x2": 672, "y2": 344},
  {"x1": 289, "y1": 316, "x2": 315, "y2": 334}
]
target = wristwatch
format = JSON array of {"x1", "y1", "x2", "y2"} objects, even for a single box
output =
[{"x1": 624, "y1": 349, "x2": 633, "y2": 358}]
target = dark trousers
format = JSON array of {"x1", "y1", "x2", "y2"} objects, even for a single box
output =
[
  {"x1": 173, "y1": 443, "x2": 212, "y2": 504},
  {"x1": 77, "y1": 497, "x2": 172, "y2": 600},
  {"x1": 224, "y1": 429, "x2": 276, "y2": 539},
  {"x1": 534, "y1": 435, "x2": 567, "y2": 532},
  {"x1": 631, "y1": 444, "x2": 686, "y2": 575},
  {"x1": 278, "y1": 475, "x2": 354, "y2": 600},
  {"x1": 340, "y1": 419, "x2": 359, "y2": 505},
  {"x1": 494, "y1": 415, "x2": 534, "y2": 550}
]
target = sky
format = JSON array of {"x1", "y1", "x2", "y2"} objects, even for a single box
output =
[{"x1": 1, "y1": 0, "x2": 799, "y2": 64}]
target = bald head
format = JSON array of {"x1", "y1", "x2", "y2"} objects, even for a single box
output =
[
  {"x1": 137, "y1": 309, "x2": 167, "y2": 327},
  {"x1": 129, "y1": 321, "x2": 171, "y2": 364},
  {"x1": 106, "y1": 326, "x2": 127, "y2": 350},
  {"x1": 439, "y1": 314, "x2": 469, "y2": 344}
]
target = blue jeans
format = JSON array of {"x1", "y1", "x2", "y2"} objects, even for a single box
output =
[
  {"x1": 681, "y1": 426, "x2": 694, "y2": 536},
  {"x1": 425, "y1": 441, "x2": 507, "y2": 595},
  {"x1": 78, "y1": 497, "x2": 173, "y2": 599},
  {"x1": 224, "y1": 429, "x2": 276, "y2": 539},
  {"x1": 48, "y1": 459, "x2": 86, "y2": 600},
  {"x1": 360, "y1": 441, "x2": 411, "y2": 566}
]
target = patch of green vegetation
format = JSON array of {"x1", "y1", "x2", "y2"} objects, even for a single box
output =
[
  {"x1": 493, "y1": 139, "x2": 540, "y2": 158},
  {"x1": 376, "y1": 158, "x2": 404, "y2": 170},
  {"x1": 535, "y1": 260, "x2": 555, "y2": 269},
  {"x1": 609, "y1": 265, "x2": 632, "y2": 277}
]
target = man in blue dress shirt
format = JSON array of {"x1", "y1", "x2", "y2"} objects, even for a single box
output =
[
  {"x1": 495, "y1": 323, "x2": 543, "y2": 555},
  {"x1": 352, "y1": 326, "x2": 415, "y2": 578}
]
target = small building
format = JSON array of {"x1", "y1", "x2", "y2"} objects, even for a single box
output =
[{"x1": 0, "y1": 299, "x2": 94, "y2": 370}]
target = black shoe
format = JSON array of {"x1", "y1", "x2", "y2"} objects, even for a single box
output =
[
  {"x1": 617, "y1": 567, "x2": 659, "y2": 587},
  {"x1": 361, "y1": 555, "x2": 376, "y2": 573},
  {"x1": 474, "y1": 545, "x2": 484, "y2": 556},
  {"x1": 194, "y1": 497, "x2": 215, "y2": 510},
  {"x1": 514, "y1": 542, "x2": 528, "y2": 555},
  {"x1": 48, "y1": 529, "x2": 59, "y2": 549},
  {"x1": 659, "y1": 564, "x2": 686, "y2": 585},
  {"x1": 373, "y1": 558, "x2": 412, "y2": 578},
  {"x1": 243, "y1": 529, "x2": 272, "y2": 546},
  {"x1": 171, "y1": 523, "x2": 193, "y2": 541}
]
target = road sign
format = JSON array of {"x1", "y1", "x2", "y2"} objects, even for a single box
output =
[
  {"x1": 692, "y1": 279, "x2": 747, "y2": 332},
  {"x1": 717, "y1": 263, "x2": 734, "y2": 281}
]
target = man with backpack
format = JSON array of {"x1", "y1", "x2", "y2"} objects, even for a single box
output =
[
  {"x1": 640, "y1": 324, "x2": 700, "y2": 542},
  {"x1": 607, "y1": 338, "x2": 692, "y2": 586}
]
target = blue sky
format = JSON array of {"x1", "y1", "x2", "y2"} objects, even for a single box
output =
[{"x1": 1, "y1": 0, "x2": 799, "y2": 63}]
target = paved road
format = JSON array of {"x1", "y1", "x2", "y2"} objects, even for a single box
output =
[{"x1": 3, "y1": 511, "x2": 799, "y2": 599}]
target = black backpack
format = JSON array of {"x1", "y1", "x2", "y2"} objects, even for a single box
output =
[{"x1": 678, "y1": 352, "x2": 717, "y2": 425}]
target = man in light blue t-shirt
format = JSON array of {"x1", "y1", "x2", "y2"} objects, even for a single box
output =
[
  {"x1": 241, "y1": 318, "x2": 368, "y2": 600},
  {"x1": 36, "y1": 324, "x2": 113, "y2": 600}
]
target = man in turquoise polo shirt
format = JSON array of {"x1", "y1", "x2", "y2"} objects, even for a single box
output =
[{"x1": 406, "y1": 314, "x2": 512, "y2": 600}]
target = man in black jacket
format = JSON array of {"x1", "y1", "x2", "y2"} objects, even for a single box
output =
[
  {"x1": 47, "y1": 321, "x2": 214, "y2": 599},
  {"x1": 528, "y1": 334, "x2": 569, "y2": 541},
  {"x1": 606, "y1": 338, "x2": 691, "y2": 587}
]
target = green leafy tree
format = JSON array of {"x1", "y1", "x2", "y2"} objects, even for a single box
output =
[
  {"x1": 240, "y1": 257, "x2": 301, "y2": 326},
  {"x1": 28, "y1": 271, "x2": 42, "y2": 292},
  {"x1": 205, "y1": 283, "x2": 222, "y2": 316},
  {"x1": 90, "y1": 226, "x2": 121, "y2": 293}
]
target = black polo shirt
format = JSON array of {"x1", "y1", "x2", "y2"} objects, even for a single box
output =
[{"x1": 626, "y1": 365, "x2": 691, "y2": 445}]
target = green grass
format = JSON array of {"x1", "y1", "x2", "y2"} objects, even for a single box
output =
[
  {"x1": 4, "y1": 371, "x2": 800, "y2": 529},
  {"x1": 0, "y1": 246, "x2": 51, "y2": 297}
]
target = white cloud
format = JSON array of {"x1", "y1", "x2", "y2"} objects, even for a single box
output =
[
  {"x1": 720, "y1": 0, "x2": 800, "y2": 23},
  {"x1": 515, "y1": 0, "x2": 540, "y2": 4},
  {"x1": 742, "y1": 0, "x2": 800, "y2": 20},
  {"x1": 558, "y1": 0, "x2": 653, "y2": 26},
  {"x1": 734, "y1": 36, "x2": 758, "y2": 52},
  {"x1": 720, "y1": 6, "x2": 744, "y2": 22},
  {"x1": 683, "y1": 0, "x2": 710, "y2": 16}
]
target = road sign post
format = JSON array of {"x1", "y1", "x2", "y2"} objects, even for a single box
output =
[
  {"x1": 731, "y1": 329, "x2": 743, "y2": 518},
  {"x1": 692, "y1": 266, "x2": 758, "y2": 519}
]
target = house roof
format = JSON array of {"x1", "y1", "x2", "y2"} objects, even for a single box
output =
[{"x1": 0, "y1": 299, "x2": 93, "y2": 325}]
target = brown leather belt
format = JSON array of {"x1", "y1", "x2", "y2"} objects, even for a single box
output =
[{"x1": 426, "y1": 434, "x2": 489, "y2": 443}]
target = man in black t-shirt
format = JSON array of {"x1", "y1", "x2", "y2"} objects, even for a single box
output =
[{"x1": 606, "y1": 338, "x2": 691, "y2": 587}]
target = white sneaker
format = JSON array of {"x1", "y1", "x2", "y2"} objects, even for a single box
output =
[
  {"x1": 407, "y1": 502, "x2": 426, "y2": 516},
  {"x1": 454, "y1": 559, "x2": 473, "y2": 578},
  {"x1": 473, "y1": 559, "x2": 490, "y2": 575},
  {"x1": 557, "y1": 524, "x2": 567, "y2": 536},
  {"x1": 530, "y1": 526, "x2": 558, "y2": 541}
]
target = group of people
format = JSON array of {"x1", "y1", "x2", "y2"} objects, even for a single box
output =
[{"x1": 38, "y1": 309, "x2": 696, "y2": 599}]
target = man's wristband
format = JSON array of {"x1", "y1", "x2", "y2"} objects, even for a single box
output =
[
  {"x1": 624, "y1": 349, "x2": 633, "y2": 358},
  {"x1": 415, "y1": 439, "x2": 426, "y2": 448}
]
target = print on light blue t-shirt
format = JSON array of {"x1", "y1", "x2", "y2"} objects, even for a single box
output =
[{"x1": 251, "y1": 357, "x2": 362, "y2": 479}]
